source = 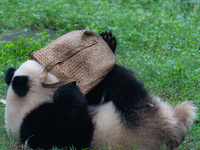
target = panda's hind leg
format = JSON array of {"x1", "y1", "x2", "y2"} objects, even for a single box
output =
[
  {"x1": 102, "y1": 65, "x2": 149, "y2": 125},
  {"x1": 162, "y1": 100, "x2": 197, "y2": 148}
]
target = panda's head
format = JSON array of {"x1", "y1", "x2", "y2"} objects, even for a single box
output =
[
  {"x1": 5, "y1": 60, "x2": 58, "y2": 137},
  {"x1": 5, "y1": 60, "x2": 58, "y2": 100}
]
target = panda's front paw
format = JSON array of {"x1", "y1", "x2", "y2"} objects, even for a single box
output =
[
  {"x1": 100, "y1": 31, "x2": 117, "y2": 53},
  {"x1": 53, "y1": 82, "x2": 78, "y2": 103}
]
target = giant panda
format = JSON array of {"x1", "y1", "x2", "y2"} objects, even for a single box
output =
[
  {"x1": 4, "y1": 31, "x2": 197, "y2": 149},
  {"x1": 5, "y1": 60, "x2": 196, "y2": 150}
]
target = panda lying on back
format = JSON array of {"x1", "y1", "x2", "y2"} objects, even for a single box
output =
[{"x1": 5, "y1": 32, "x2": 196, "y2": 150}]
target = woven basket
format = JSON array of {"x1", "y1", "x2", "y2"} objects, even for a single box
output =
[{"x1": 29, "y1": 30, "x2": 116, "y2": 95}]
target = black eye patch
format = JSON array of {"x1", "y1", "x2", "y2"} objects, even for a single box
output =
[{"x1": 12, "y1": 76, "x2": 29, "y2": 97}]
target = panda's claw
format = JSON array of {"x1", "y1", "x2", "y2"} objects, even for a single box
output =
[
  {"x1": 112, "y1": 36, "x2": 116, "y2": 44},
  {"x1": 108, "y1": 32, "x2": 112, "y2": 37},
  {"x1": 100, "y1": 31, "x2": 117, "y2": 53}
]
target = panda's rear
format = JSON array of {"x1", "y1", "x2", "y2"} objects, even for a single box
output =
[{"x1": 90, "y1": 97, "x2": 196, "y2": 150}]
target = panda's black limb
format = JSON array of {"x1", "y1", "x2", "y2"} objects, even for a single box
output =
[
  {"x1": 20, "y1": 82, "x2": 93, "y2": 150},
  {"x1": 85, "y1": 31, "x2": 117, "y2": 105},
  {"x1": 100, "y1": 31, "x2": 117, "y2": 53},
  {"x1": 103, "y1": 65, "x2": 151, "y2": 126}
]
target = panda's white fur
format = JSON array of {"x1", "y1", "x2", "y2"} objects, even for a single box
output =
[
  {"x1": 5, "y1": 60, "x2": 197, "y2": 150},
  {"x1": 5, "y1": 60, "x2": 58, "y2": 138}
]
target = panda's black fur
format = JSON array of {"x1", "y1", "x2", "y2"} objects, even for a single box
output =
[{"x1": 4, "y1": 32, "x2": 196, "y2": 150}]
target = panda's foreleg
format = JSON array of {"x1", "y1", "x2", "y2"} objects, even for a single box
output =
[
  {"x1": 53, "y1": 83, "x2": 94, "y2": 149},
  {"x1": 85, "y1": 31, "x2": 117, "y2": 105}
]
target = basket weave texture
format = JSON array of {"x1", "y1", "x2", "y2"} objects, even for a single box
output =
[{"x1": 29, "y1": 30, "x2": 116, "y2": 94}]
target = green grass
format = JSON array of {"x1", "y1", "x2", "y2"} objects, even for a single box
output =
[{"x1": 0, "y1": 0, "x2": 200, "y2": 149}]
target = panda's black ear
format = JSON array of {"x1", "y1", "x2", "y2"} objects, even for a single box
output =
[
  {"x1": 5, "y1": 68, "x2": 17, "y2": 85},
  {"x1": 12, "y1": 76, "x2": 29, "y2": 97}
]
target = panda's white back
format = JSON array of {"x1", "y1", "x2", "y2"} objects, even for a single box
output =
[{"x1": 5, "y1": 60, "x2": 58, "y2": 138}]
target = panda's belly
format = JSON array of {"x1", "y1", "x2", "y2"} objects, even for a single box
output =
[{"x1": 89, "y1": 102, "x2": 136, "y2": 149}]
